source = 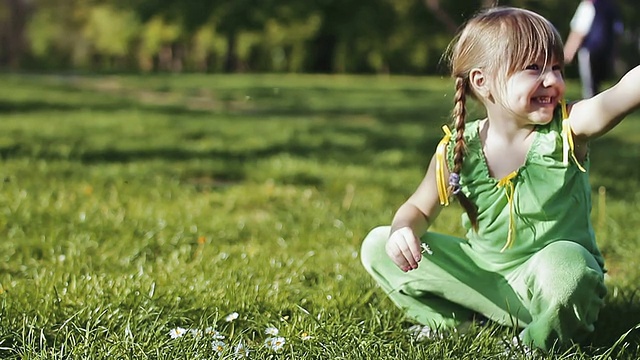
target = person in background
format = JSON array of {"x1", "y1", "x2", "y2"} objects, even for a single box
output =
[{"x1": 564, "y1": 0, "x2": 624, "y2": 98}]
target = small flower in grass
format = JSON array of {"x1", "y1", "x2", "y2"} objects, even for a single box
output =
[
  {"x1": 204, "y1": 327, "x2": 226, "y2": 339},
  {"x1": 265, "y1": 326, "x2": 279, "y2": 336},
  {"x1": 169, "y1": 327, "x2": 187, "y2": 339},
  {"x1": 300, "y1": 332, "x2": 313, "y2": 341},
  {"x1": 224, "y1": 312, "x2": 239, "y2": 322},
  {"x1": 265, "y1": 336, "x2": 286, "y2": 352},
  {"x1": 212, "y1": 340, "x2": 227, "y2": 355},
  {"x1": 189, "y1": 328, "x2": 203, "y2": 338},
  {"x1": 234, "y1": 341, "x2": 250, "y2": 358}
]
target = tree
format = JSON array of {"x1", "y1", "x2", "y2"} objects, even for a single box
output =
[
  {"x1": 1, "y1": 0, "x2": 33, "y2": 69},
  {"x1": 83, "y1": 5, "x2": 140, "y2": 70}
]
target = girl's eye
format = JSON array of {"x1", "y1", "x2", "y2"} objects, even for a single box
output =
[
  {"x1": 552, "y1": 64, "x2": 562, "y2": 71},
  {"x1": 525, "y1": 64, "x2": 540, "y2": 71}
]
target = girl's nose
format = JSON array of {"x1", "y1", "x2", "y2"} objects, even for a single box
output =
[{"x1": 542, "y1": 71, "x2": 564, "y2": 87}]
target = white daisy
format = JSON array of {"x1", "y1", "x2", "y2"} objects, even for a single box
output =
[
  {"x1": 265, "y1": 326, "x2": 279, "y2": 336},
  {"x1": 300, "y1": 332, "x2": 313, "y2": 341},
  {"x1": 224, "y1": 312, "x2": 239, "y2": 322},
  {"x1": 265, "y1": 336, "x2": 286, "y2": 352},
  {"x1": 234, "y1": 341, "x2": 250, "y2": 358},
  {"x1": 212, "y1": 340, "x2": 227, "y2": 355},
  {"x1": 420, "y1": 242, "x2": 433, "y2": 255},
  {"x1": 169, "y1": 327, "x2": 187, "y2": 339}
]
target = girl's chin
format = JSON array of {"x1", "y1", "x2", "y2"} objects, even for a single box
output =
[
  {"x1": 527, "y1": 110, "x2": 555, "y2": 124},
  {"x1": 530, "y1": 116, "x2": 554, "y2": 125}
]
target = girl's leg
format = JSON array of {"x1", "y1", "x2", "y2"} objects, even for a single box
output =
[
  {"x1": 577, "y1": 48, "x2": 596, "y2": 98},
  {"x1": 508, "y1": 241, "x2": 607, "y2": 351},
  {"x1": 360, "y1": 226, "x2": 529, "y2": 330}
]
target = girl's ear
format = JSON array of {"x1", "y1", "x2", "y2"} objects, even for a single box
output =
[{"x1": 469, "y1": 68, "x2": 491, "y2": 99}]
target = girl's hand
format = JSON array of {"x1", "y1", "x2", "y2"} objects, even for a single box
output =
[{"x1": 385, "y1": 227, "x2": 424, "y2": 272}]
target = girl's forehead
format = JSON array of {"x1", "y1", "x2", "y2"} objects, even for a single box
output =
[
  {"x1": 528, "y1": 54, "x2": 561, "y2": 64},
  {"x1": 510, "y1": 51, "x2": 562, "y2": 68}
]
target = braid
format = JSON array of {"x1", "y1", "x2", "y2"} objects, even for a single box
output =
[
  {"x1": 452, "y1": 77, "x2": 467, "y2": 174},
  {"x1": 451, "y1": 77, "x2": 479, "y2": 229}
]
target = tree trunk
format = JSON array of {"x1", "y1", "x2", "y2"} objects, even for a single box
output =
[
  {"x1": 224, "y1": 31, "x2": 238, "y2": 73},
  {"x1": 3, "y1": 0, "x2": 32, "y2": 69},
  {"x1": 311, "y1": 34, "x2": 336, "y2": 73}
]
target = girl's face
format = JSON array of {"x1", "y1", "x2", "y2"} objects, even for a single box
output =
[{"x1": 500, "y1": 57, "x2": 565, "y2": 125}]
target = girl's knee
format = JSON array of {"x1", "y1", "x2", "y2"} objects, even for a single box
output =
[
  {"x1": 360, "y1": 226, "x2": 390, "y2": 271},
  {"x1": 522, "y1": 243, "x2": 607, "y2": 347},
  {"x1": 533, "y1": 241, "x2": 603, "y2": 281},
  {"x1": 528, "y1": 241, "x2": 606, "y2": 316}
]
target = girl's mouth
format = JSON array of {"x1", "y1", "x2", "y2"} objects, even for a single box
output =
[{"x1": 533, "y1": 96, "x2": 553, "y2": 104}]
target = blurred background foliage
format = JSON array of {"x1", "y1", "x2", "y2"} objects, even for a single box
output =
[{"x1": 0, "y1": 0, "x2": 639, "y2": 75}]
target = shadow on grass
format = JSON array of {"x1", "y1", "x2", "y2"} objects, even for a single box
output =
[
  {"x1": 0, "y1": 73, "x2": 637, "y2": 197},
  {"x1": 0, "y1": 98, "x2": 230, "y2": 118},
  {"x1": 3, "y1": 83, "x2": 638, "y2": 203},
  {"x1": 586, "y1": 290, "x2": 640, "y2": 355},
  {"x1": 0, "y1": 100, "x2": 83, "y2": 113},
  {"x1": 69, "y1": 120, "x2": 640, "y2": 203}
]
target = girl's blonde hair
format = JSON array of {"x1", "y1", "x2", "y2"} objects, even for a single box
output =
[{"x1": 444, "y1": 7, "x2": 564, "y2": 228}]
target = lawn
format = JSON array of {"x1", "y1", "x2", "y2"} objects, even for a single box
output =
[{"x1": 0, "y1": 72, "x2": 639, "y2": 359}]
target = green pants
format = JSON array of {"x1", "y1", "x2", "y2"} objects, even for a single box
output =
[{"x1": 360, "y1": 226, "x2": 607, "y2": 351}]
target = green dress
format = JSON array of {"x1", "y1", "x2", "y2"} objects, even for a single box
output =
[
  {"x1": 450, "y1": 112, "x2": 604, "y2": 270},
  {"x1": 360, "y1": 109, "x2": 607, "y2": 351}
]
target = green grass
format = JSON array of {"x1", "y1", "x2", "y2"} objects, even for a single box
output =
[{"x1": 0, "y1": 73, "x2": 639, "y2": 359}]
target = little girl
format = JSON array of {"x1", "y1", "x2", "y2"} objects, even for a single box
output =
[{"x1": 360, "y1": 6, "x2": 640, "y2": 352}]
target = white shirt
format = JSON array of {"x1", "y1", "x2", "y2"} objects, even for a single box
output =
[{"x1": 570, "y1": 1, "x2": 596, "y2": 35}]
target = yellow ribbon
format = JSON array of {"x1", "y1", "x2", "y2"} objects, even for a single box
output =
[
  {"x1": 497, "y1": 171, "x2": 518, "y2": 252},
  {"x1": 560, "y1": 99, "x2": 586, "y2": 172},
  {"x1": 435, "y1": 125, "x2": 453, "y2": 206}
]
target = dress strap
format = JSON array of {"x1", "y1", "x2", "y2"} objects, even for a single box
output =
[
  {"x1": 435, "y1": 125, "x2": 453, "y2": 206},
  {"x1": 560, "y1": 99, "x2": 587, "y2": 172},
  {"x1": 496, "y1": 171, "x2": 518, "y2": 252}
]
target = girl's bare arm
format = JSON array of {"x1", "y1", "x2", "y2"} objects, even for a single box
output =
[
  {"x1": 386, "y1": 154, "x2": 443, "y2": 271},
  {"x1": 570, "y1": 65, "x2": 640, "y2": 141}
]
